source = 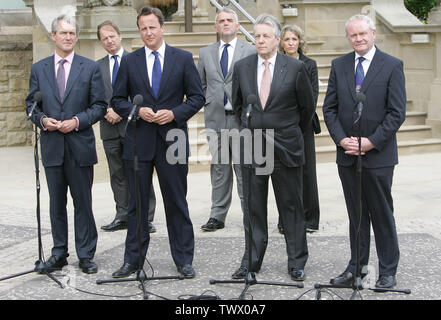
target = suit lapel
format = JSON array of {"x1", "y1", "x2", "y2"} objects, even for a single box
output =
[
  {"x1": 42, "y1": 56, "x2": 60, "y2": 104},
  {"x1": 246, "y1": 54, "x2": 260, "y2": 109},
  {"x1": 360, "y1": 48, "x2": 384, "y2": 93},
  {"x1": 344, "y1": 52, "x2": 357, "y2": 101},
  {"x1": 157, "y1": 44, "x2": 175, "y2": 99},
  {"x1": 265, "y1": 53, "x2": 287, "y2": 110},
  {"x1": 135, "y1": 47, "x2": 154, "y2": 98},
  {"x1": 63, "y1": 54, "x2": 82, "y2": 103},
  {"x1": 100, "y1": 56, "x2": 112, "y2": 92},
  {"x1": 212, "y1": 42, "x2": 224, "y2": 79}
]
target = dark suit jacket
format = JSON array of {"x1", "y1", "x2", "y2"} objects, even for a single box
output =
[
  {"x1": 97, "y1": 50, "x2": 130, "y2": 140},
  {"x1": 111, "y1": 45, "x2": 205, "y2": 161},
  {"x1": 25, "y1": 54, "x2": 106, "y2": 167},
  {"x1": 322, "y1": 47, "x2": 406, "y2": 168},
  {"x1": 299, "y1": 53, "x2": 321, "y2": 134},
  {"x1": 232, "y1": 52, "x2": 315, "y2": 167}
]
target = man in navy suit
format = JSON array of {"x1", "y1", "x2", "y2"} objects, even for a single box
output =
[
  {"x1": 25, "y1": 15, "x2": 106, "y2": 274},
  {"x1": 111, "y1": 6, "x2": 205, "y2": 279},
  {"x1": 323, "y1": 14, "x2": 406, "y2": 289}
]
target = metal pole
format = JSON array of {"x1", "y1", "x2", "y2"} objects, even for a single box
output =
[{"x1": 185, "y1": 0, "x2": 193, "y2": 32}]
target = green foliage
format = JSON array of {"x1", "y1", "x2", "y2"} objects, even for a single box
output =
[{"x1": 404, "y1": 0, "x2": 439, "y2": 23}]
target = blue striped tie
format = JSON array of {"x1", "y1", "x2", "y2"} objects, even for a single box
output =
[{"x1": 355, "y1": 56, "x2": 365, "y2": 93}]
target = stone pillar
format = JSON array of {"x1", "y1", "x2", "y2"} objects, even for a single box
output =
[{"x1": 426, "y1": 31, "x2": 441, "y2": 138}]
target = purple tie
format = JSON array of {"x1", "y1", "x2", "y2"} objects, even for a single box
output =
[
  {"x1": 355, "y1": 56, "x2": 365, "y2": 93},
  {"x1": 57, "y1": 59, "x2": 66, "y2": 101}
]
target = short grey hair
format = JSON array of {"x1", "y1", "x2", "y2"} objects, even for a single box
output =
[
  {"x1": 345, "y1": 14, "x2": 376, "y2": 36},
  {"x1": 215, "y1": 7, "x2": 239, "y2": 24},
  {"x1": 51, "y1": 14, "x2": 80, "y2": 35},
  {"x1": 254, "y1": 13, "x2": 281, "y2": 38}
]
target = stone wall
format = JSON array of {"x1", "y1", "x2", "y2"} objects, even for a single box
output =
[{"x1": 0, "y1": 34, "x2": 33, "y2": 147}]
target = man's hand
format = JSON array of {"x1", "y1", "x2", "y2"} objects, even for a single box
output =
[
  {"x1": 138, "y1": 106, "x2": 156, "y2": 123},
  {"x1": 58, "y1": 118, "x2": 78, "y2": 134},
  {"x1": 152, "y1": 109, "x2": 174, "y2": 125},
  {"x1": 104, "y1": 107, "x2": 122, "y2": 124},
  {"x1": 44, "y1": 117, "x2": 61, "y2": 132},
  {"x1": 339, "y1": 136, "x2": 375, "y2": 155}
]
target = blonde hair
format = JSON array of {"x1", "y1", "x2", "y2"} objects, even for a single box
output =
[{"x1": 279, "y1": 24, "x2": 307, "y2": 55}]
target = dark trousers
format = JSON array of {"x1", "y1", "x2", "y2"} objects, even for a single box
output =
[
  {"x1": 44, "y1": 143, "x2": 97, "y2": 260},
  {"x1": 338, "y1": 164, "x2": 399, "y2": 276},
  {"x1": 103, "y1": 136, "x2": 156, "y2": 223},
  {"x1": 240, "y1": 161, "x2": 308, "y2": 272},
  {"x1": 123, "y1": 136, "x2": 194, "y2": 268}
]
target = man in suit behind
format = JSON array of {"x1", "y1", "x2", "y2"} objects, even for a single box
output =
[
  {"x1": 231, "y1": 14, "x2": 315, "y2": 281},
  {"x1": 111, "y1": 6, "x2": 205, "y2": 279},
  {"x1": 96, "y1": 20, "x2": 157, "y2": 233},
  {"x1": 323, "y1": 14, "x2": 406, "y2": 289},
  {"x1": 25, "y1": 15, "x2": 106, "y2": 274},
  {"x1": 197, "y1": 7, "x2": 255, "y2": 232}
]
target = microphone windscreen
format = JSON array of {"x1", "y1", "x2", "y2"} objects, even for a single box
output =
[
  {"x1": 247, "y1": 94, "x2": 257, "y2": 105},
  {"x1": 355, "y1": 92, "x2": 366, "y2": 103},
  {"x1": 133, "y1": 94, "x2": 143, "y2": 106},
  {"x1": 33, "y1": 91, "x2": 42, "y2": 103}
]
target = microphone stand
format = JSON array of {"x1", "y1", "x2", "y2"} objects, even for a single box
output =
[
  {"x1": 210, "y1": 103, "x2": 304, "y2": 299},
  {"x1": 0, "y1": 109, "x2": 63, "y2": 288},
  {"x1": 314, "y1": 97, "x2": 411, "y2": 299},
  {"x1": 96, "y1": 105, "x2": 183, "y2": 300}
]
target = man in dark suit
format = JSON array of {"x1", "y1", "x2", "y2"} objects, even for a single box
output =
[
  {"x1": 323, "y1": 14, "x2": 406, "y2": 289},
  {"x1": 231, "y1": 14, "x2": 315, "y2": 281},
  {"x1": 111, "y1": 6, "x2": 205, "y2": 279},
  {"x1": 197, "y1": 7, "x2": 255, "y2": 232},
  {"x1": 25, "y1": 15, "x2": 106, "y2": 274},
  {"x1": 96, "y1": 20, "x2": 157, "y2": 233}
]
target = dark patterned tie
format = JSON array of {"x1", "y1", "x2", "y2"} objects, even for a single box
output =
[
  {"x1": 56, "y1": 59, "x2": 66, "y2": 101},
  {"x1": 220, "y1": 43, "x2": 230, "y2": 105},
  {"x1": 112, "y1": 55, "x2": 119, "y2": 87},
  {"x1": 151, "y1": 51, "x2": 162, "y2": 99},
  {"x1": 355, "y1": 56, "x2": 365, "y2": 93}
]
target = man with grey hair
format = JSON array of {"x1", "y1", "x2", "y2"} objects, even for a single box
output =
[
  {"x1": 26, "y1": 14, "x2": 106, "y2": 274},
  {"x1": 323, "y1": 14, "x2": 406, "y2": 289},
  {"x1": 197, "y1": 8, "x2": 255, "y2": 232},
  {"x1": 231, "y1": 13, "x2": 315, "y2": 281}
]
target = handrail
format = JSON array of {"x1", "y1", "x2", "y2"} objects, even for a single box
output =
[{"x1": 209, "y1": 0, "x2": 255, "y2": 43}]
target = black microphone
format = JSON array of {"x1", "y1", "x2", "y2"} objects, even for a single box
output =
[
  {"x1": 246, "y1": 94, "x2": 257, "y2": 128},
  {"x1": 128, "y1": 94, "x2": 143, "y2": 122},
  {"x1": 355, "y1": 92, "x2": 366, "y2": 117},
  {"x1": 27, "y1": 91, "x2": 42, "y2": 119}
]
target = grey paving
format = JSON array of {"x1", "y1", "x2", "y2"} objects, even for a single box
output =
[{"x1": 0, "y1": 146, "x2": 440, "y2": 300}]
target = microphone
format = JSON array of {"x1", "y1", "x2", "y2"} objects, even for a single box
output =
[
  {"x1": 355, "y1": 92, "x2": 366, "y2": 118},
  {"x1": 128, "y1": 94, "x2": 143, "y2": 122},
  {"x1": 246, "y1": 94, "x2": 257, "y2": 128},
  {"x1": 27, "y1": 91, "x2": 42, "y2": 119}
]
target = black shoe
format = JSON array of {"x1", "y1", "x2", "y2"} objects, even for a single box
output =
[
  {"x1": 177, "y1": 264, "x2": 195, "y2": 279},
  {"x1": 79, "y1": 259, "x2": 98, "y2": 274},
  {"x1": 112, "y1": 263, "x2": 138, "y2": 278},
  {"x1": 201, "y1": 218, "x2": 224, "y2": 231},
  {"x1": 289, "y1": 268, "x2": 306, "y2": 281},
  {"x1": 277, "y1": 223, "x2": 284, "y2": 234},
  {"x1": 101, "y1": 220, "x2": 127, "y2": 232},
  {"x1": 231, "y1": 266, "x2": 248, "y2": 279},
  {"x1": 330, "y1": 270, "x2": 367, "y2": 286},
  {"x1": 39, "y1": 255, "x2": 68, "y2": 274},
  {"x1": 148, "y1": 222, "x2": 156, "y2": 233},
  {"x1": 375, "y1": 275, "x2": 396, "y2": 289},
  {"x1": 306, "y1": 228, "x2": 317, "y2": 234}
]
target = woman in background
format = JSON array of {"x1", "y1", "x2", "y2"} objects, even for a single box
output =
[{"x1": 279, "y1": 24, "x2": 321, "y2": 233}]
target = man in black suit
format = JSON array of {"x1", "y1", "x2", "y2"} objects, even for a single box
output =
[
  {"x1": 231, "y1": 14, "x2": 315, "y2": 281},
  {"x1": 111, "y1": 6, "x2": 205, "y2": 279},
  {"x1": 323, "y1": 14, "x2": 406, "y2": 289},
  {"x1": 25, "y1": 15, "x2": 106, "y2": 274},
  {"x1": 96, "y1": 20, "x2": 156, "y2": 233}
]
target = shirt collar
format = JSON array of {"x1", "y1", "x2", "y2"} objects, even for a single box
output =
[
  {"x1": 108, "y1": 47, "x2": 124, "y2": 60},
  {"x1": 355, "y1": 45, "x2": 376, "y2": 62},
  {"x1": 258, "y1": 51, "x2": 277, "y2": 67},
  {"x1": 220, "y1": 37, "x2": 238, "y2": 50},
  {"x1": 145, "y1": 41, "x2": 166, "y2": 59},
  {"x1": 55, "y1": 51, "x2": 74, "y2": 65}
]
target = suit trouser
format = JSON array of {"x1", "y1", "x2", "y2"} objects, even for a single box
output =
[
  {"x1": 103, "y1": 136, "x2": 156, "y2": 223},
  {"x1": 208, "y1": 114, "x2": 246, "y2": 222},
  {"x1": 44, "y1": 142, "x2": 97, "y2": 260},
  {"x1": 123, "y1": 136, "x2": 194, "y2": 268},
  {"x1": 240, "y1": 161, "x2": 308, "y2": 272},
  {"x1": 338, "y1": 164, "x2": 400, "y2": 276}
]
